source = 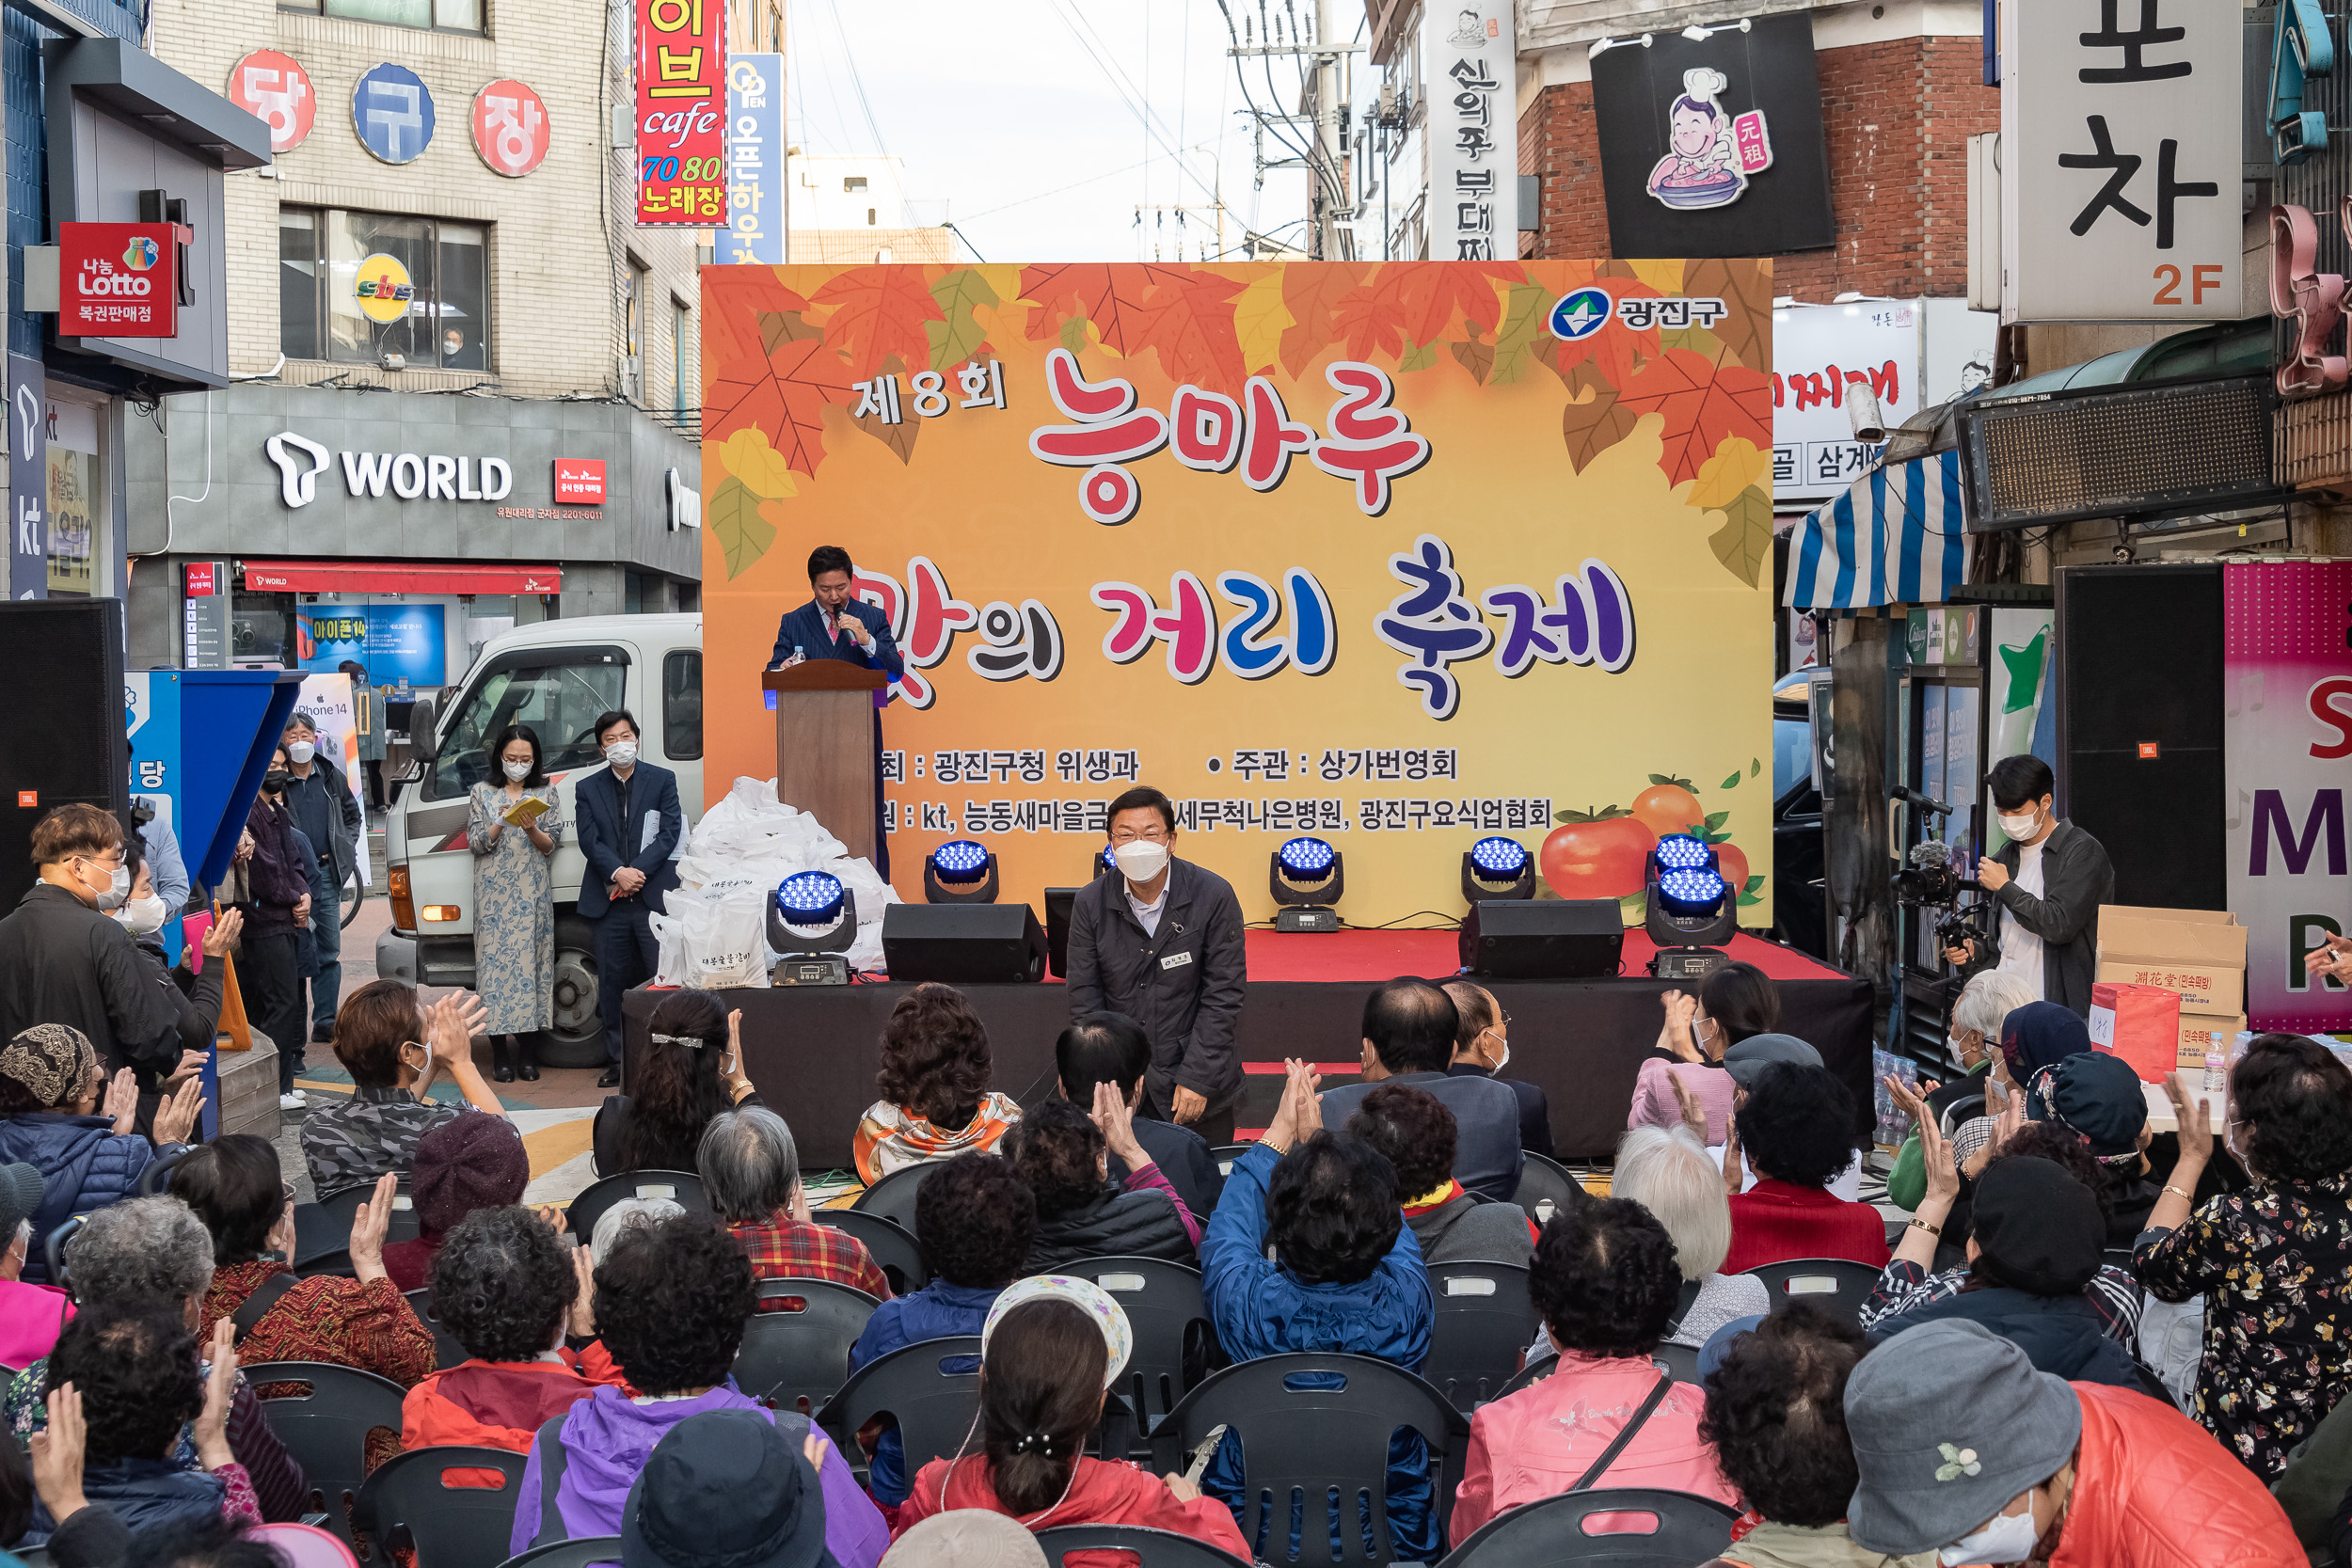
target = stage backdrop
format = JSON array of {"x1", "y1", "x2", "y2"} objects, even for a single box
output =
[{"x1": 701, "y1": 260, "x2": 1776, "y2": 927}]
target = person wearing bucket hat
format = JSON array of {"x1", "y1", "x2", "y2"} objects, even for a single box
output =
[
  {"x1": 0, "y1": 1161, "x2": 72, "y2": 1367},
  {"x1": 1844, "y1": 1318, "x2": 2299, "y2": 1567},
  {"x1": 882, "y1": 1512, "x2": 1046, "y2": 1568},
  {"x1": 622, "y1": 1408, "x2": 836, "y2": 1568},
  {"x1": 895, "y1": 1279, "x2": 1248, "y2": 1560}
]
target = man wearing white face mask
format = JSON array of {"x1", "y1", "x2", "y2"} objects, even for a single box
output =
[
  {"x1": 1944, "y1": 754, "x2": 2113, "y2": 1020},
  {"x1": 1064, "y1": 787, "x2": 1247, "y2": 1144},
  {"x1": 280, "y1": 711, "x2": 363, "y2": 1046}
]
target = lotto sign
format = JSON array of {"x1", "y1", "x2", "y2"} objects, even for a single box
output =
[
  {"x1": 228, "y1": 49, "x2": 315, "y2": 152},
  {"x1": 635, "y1": 0, "x2": 725, "y2": 224},
  {"x1": 701, "y1": 261, "x2": 1776, "y2": 925},
  {"x1": 471, "y1": 79, "x2": 550, "y2": 177},
  {"x1": 58, "y1": 223, "x2": 178, "y2": 338}
]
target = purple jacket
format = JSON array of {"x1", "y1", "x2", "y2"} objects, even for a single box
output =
[{"x1": 510, "y1": 1383, "x2": 888, "y2": 1567}]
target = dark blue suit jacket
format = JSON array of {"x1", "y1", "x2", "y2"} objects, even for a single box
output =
[
  {"x1": 575, "y1": 762, "x2": 682, "y2": 918},
  {"x1": 770, "y1": 598, "x2": 905, "y2": 678}
]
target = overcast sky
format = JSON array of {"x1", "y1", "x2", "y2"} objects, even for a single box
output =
[{"x1": 786, "y1": 0, "x2": 1345, "y2": 264}]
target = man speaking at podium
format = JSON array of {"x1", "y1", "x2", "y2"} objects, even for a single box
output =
[{"x1": 769, "y1": 545, "x2": 903, "y2": 875}]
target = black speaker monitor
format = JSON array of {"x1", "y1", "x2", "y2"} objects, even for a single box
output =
[
  {"x1": 1470, "y1": 899, "x2": 1626, "y2": 980},
  {"x1": 882, "y1": 902, "x2": 1049, "y2": 984},
  {"x1": 1042, "y1": 887, "x2": 1082, "y2": 979},
  {"x1": 0, "y1": 601, "x2": 129, "y2": 911}
]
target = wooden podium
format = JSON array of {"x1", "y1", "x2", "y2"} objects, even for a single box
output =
[{"x1": 764, "y1": 662, "x2": 888, "y2": 864}]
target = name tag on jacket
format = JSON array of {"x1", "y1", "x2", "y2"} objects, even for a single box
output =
[{"x1": 1160, "y1": 950, "x2": 1194, "y2": 970}]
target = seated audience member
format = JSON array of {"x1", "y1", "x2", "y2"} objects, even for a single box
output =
[
  {"x1": 0, "y1": 1023, "x2": 201, "y2": 1284},
  {"x1": 1002, "y1": 1094, "x2": 1196, "y2": 1273},
  {"x1": 1614, "y1": 1125, "x2": 1769, "y2": 1349},
  {"x1": 618, "y1": 1410, "x2": 845, "y2": 1568},
  {"x1": 5, "y1": 1198, "x2": 305, "y2": 1524},
  {"x1": 1055, "y1": 1011, "x2": 1222, "y2": 1219},
  {"x1": 1320, "y1": 979, "x2": 1522, "y2": 1203},
  {"x1": 8, "y1": 1383, "x2": 133, "y2": 1568},
  {"x1": 1947, "y1": 1001, "x2": 2091, "y2": 1173},
  {"x1": 1441, "y1": 981, "x2": 1552, "y2": 1161},
  {"x1": 1695, "y1": 1305, "x2": 1932, "y2": 1568},
  {"x1": 1201, "y1": 1062, "x2": 1438, "y2": 1560},
  {"x1": 0, "y1": 1162, "x2": 72, "y2": 1367},
  {"x1": 1723, "y1": 1062, "x2": 1887, "y2": 1274},
  {"x1": 594, "y1": 992, "x2": 762, "y2": 1178},
  {"x1": 882, "y1": 1512, "x2": 1049, "y2": 1568},
  {"x1": 896, "y1": 1280, "x2": 1250, "y2": 1558},
  {"x1": 2137, "y1": 1034, "x2": 2352, "y2": 1481},
  {"x1": 1347, "y1": 1083, "x2": 1536, "y2": 1266},
  {"x1": 590, "y1": 1196, "x2": 684, "y2": 1259},
  {"x1": 174, "y1": 1139, "x2": 434, "y2": 1387},
  {"x1": 382, "y1": 1110, "x2": 532, "y2": 1292},
  {"x1": 854, "y1": 984, "x2": 1022, "y2": 1185},
  {"x1": 1843, "y1": 1319, "x2": 2300, "y2": 1568},
  {"x1": 1631, "y1": 960, "x2": 1780, "y2": 1147},
  {"x1": 701, "y1": 1107, "x2": 891, "y2": 1298},
  {"x1": 850, "y1": 1152, "x2": 1038, "y2": 1507},
  {"x1": 2027, "y1": 1049, "x2": 2160, "y2": 1243},
  {"x1": 1883, "y1": 971, "x2": 2036, "y2": 1212},
  {"x1": 1451, "y1": 1200, "x2": 1737, "y2": 1546},
  {"x1": 303, "y1": 982, "x2": 500, "y2": 1199},
  {"x1": 403, "y1": 1206, "x2": 625, "y2": 1451},
  {"x1": 43, "y1": 1305, "x2": 258, "y2": 1536},
  {"x1": 511, "y1": 1212, "x2": 889, "y2": 1567}
]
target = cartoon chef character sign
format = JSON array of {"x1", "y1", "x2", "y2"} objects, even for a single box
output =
[{"x1": 1645, "y1": 67, "x2": 1773, "y2": 211}]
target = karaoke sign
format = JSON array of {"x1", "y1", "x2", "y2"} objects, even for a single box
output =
[{"x1": 634, "y1": 0, "x2": 726, "y2": 224}]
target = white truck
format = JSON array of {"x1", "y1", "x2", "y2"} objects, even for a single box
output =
[{"x1": 374, "y1": 613, "x2": 707, "y2": 1067}]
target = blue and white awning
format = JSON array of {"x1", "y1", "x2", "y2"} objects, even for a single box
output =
[{"x1": 1784, "y1": 451, "x2": 1974, "y2": 610}]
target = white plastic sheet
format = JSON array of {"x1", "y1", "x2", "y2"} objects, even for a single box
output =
[{"x1": 666, "y1": 776, "x2": 897, "y2": 977}]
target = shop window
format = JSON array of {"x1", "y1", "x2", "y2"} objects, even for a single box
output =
[
  {"x1": 672, "y1": 300, "x2": 690, "y2": 415},
  {"x1": 278, "y1": 0, "x2": 483, "y2": 35},
  {"x1": 279, "y1": 206, "x2": 489, "y2": 371},
  {"x1": 663, "y1": 649, "x2": 702, "y2": 761},
  {"x1": 232, "y1": 591, "x2": 296, "y2": 665}
]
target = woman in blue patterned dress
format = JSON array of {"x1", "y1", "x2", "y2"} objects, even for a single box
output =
[{"x1": 468, "y1": 724, "x2": 562, "y2": 1083}]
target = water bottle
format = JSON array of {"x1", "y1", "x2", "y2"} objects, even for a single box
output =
[{"x1": 2203, "y1": 1030, "x2": 2226, "y2": 1098}]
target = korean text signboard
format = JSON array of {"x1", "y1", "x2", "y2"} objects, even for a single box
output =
[
  {"x1": 722, "y1": 55, "x2": 785, "y2": 263},
  {"x1": 636, "y1": 0, "x2": 725, "y2": 225},
  {"x1": 1424, "y1": 3, "x2": 1518, "y2": 260},
  {"x1": 701, "y1": 261, "x2": 1776, "y2": 925},
  {"x1": 1772, "y1": 302, "x2": 1919, "y2": 503},
  {"x1": 59, "y1": 224, "x2": 180, "y2": 339},
  {"x1": 2003, "y1": 0, "x2": 2240, "y2": 322}
]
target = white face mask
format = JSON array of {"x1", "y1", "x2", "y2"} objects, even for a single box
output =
[
  {"x1": 604, "y1": 740, "x2": 639, "y2": 768},
  {"x1": 286, "y1": 739, "x2": 316, "y2": 766},
  {"x1": 1997, "y1": 806, "x2": 2042, "y2": 842},
  {"x1": 1939, "y1": 1498, "x2": 2041, "y2": 1567},
  {"x1": 117, "y1": 894, "x2": 169, "y2": 937},
  {"x1": 1483, "y1": 1028, "x2": 1509, "y2": 1072},
  {"x1": 85, "y1": 859, "x2": 130, "y2": 910},
  {"x1": 502, "y1": 759, "x2": 533, "y2": 782},
  {"x1": 1112, "y1": 840, "x2": 1170, "y2": 883}
]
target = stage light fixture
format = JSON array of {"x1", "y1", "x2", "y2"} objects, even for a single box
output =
[
  {"x1": 1645, "y1": 833, "x2": 1737, "y2": 979},
  {"x1": 767, "y1": 871, "x2": 860, "y2": 986},
  {"x1": 1094, "y1": 844, "x2": 1118, "y2": 879},
  {"x1": 1461, "y1": 834, "x2": 1535, "y2": 904},
  {"x1": 923, "y1": 838, "x2": 999, "y2": 904},
  {"x1": 1269, "y1": 835, "x2": 1344, "y2": 932}
]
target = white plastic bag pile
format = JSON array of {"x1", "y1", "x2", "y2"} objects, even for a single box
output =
[{"x1": 650, "y1": 776, "x2": 898, "y2": 987}]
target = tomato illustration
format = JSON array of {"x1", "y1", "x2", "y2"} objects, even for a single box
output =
[
  {"x1": 1630, "y1": 776, "x2": 1705, "y2": 836},
  {"x1": 1541, "y1": 815, "x2": 1659, "y2": 898},
  {"x1": 1715, "y1": 841, "x2": 1751, "y2": 895}
]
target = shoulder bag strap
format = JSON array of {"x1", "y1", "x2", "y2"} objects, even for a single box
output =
[
  {"x1": 1569, "y1": 1371, "x2": 1675, "y2": 1493},
  {"x1": 531, "y1": 1414, "x2": 574, "y2": 1548},
  {"x1": 230, "y1": 1271, "x2": 303, "y2": 1342}
]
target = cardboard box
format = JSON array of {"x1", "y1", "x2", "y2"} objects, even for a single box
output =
[
  {"x1": 2096, "y1": 905, "x2": 2248, "y2": 1014},
  {"x1": 2090, "y1": 981, "x2": 2185, "y2": 1083},
  {"x1": 2173, "y1": 1012, "x2": 2248, "y2": 1073},
  {"x1": 2095, "y1": 958, "x2": 2245, "y2": 1013}
]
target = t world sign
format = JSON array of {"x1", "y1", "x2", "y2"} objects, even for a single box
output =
[{"x1": 265, "y1": 432, "x2": 514, "y2": 508}]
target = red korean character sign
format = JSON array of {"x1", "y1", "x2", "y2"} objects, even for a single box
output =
[
  {"x1": 58, "y1": 223, "x2": 180, "y2": 339},
  {"x1": 635, "y1": 0, "x2": 725, "y2": 225},
  {"x1": 473, "y1": 78, "x2": 551, "y2": 178}
]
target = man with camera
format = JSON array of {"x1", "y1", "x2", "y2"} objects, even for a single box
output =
[{"x1": 1942, "y1": 754, "x2": 2113, "y2": 1019}]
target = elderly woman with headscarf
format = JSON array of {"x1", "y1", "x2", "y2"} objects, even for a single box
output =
[{"x1": 0, "y1": 1024, "x2": 204, "y2": 1284}]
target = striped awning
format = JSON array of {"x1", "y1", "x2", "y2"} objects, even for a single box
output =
[{"x1": 1784, "y1": 451, "x2": 1974, "y2": 610}]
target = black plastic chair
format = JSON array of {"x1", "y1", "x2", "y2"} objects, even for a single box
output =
[
  {"x1": 1435, "y1": 1487, "x2": 1740, "y2": 1568},
  {"x1": 137, "y1": 1145, "x2": 191, "y2": 1196},
  {"x1": 293, "y1": 1248, "x2": 358, "y2": 1280},
  {"x1": 816, "y1": 1208, "x2": 929, "y2": 1295},
  {"x1": 737, "y1": 1277, "x2": 880, "y2": 1416},
  {"x1": 404, "y1": 1288, "x2": 471, "y2": 1370},
  {"x1": 494, "y1": 1537, "x2": 625, "y2": 1568},
  {"x1": 316, "y1": 1177, "x2": 421, "y2": 1243},
  {"x1": 1036, "y1": 1524, "x2": 1248, "y2": 1568},
  {"x1": 1511, "y1": 1153, "x2": 1588, "y2": 1226},
  {"x1": 1498, "y1": 1344, "x2": 1700, "y2": 1403},
  {"x1": 1425, "y1": 1261, "x2": 1541, "y2": 1413},
  {"x1": 565, "y1": 1170, "x2": 708, "y2": 1240},
  {"x1": 850, "y1": 1162, "x2": 937, "y2": 1230},
  {"x1": 814, "y1": 1334, "x2": 982, "y2": 1482},
  {"x1": 1741, "y1": 1258, "x2": 1885, "y2": 1327},
  {"x1": 1146, "y1": 1352, "x2": 1464, "y2": 1566},
  {"x1": 1061, "y1": 1256, "x2": 1212, "y2": 1446},
  {"x1": 42, "y1": 1215, "x2": 83, "y2": 1295},
  {"x1": 243, "y1": 1362, "x2": 411, "y2": 1553},
  {"x1": 1208, "y1": 1143, "x2": 1251, "y2": 1180},
  {"x1": 352, "y1": 1445, "x2": 528, "y2": 1568}
]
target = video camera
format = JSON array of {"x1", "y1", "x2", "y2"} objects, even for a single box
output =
[{"x1": 1892, "y1": 837, "x2": 1991, "y2": 952}]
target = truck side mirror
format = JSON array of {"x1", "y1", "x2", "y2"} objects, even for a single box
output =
[{"x1": 407, "y1": 692, "x2": 442, "y2": 765}]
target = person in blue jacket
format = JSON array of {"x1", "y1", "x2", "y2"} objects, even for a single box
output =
[
  {"x1": 766, "y1": 544, "x2": 903, "y2": 878},
  {"x1": 1199, "y1": 1060, "x2": 1437, "y2": 1560}
]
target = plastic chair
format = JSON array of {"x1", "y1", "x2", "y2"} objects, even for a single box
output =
[
  {"x1": 1035, "y1": 1524, "x2": 1248, "y2": 1568},
  {"x1": 1434, "y1": 1487, "x2": 1740, "y2": 1568},
  {"x1": 243, "y1": 1362, "x2": 411, "y2": 1552},
  {"x1": 42, "y1": 1215, "x2": 83, "y2": 1294},
  {"x1": 1741, "y1": 1258, "x2": 1886, "y2": 1327},
  {"x1": 1146, "y1": 1353, "x2": 1464, "y2": 1566},
  {"x1": 404, "y1": 1288, "x2": 471, "y2": 1370},
  {"x1": 1494, "y1": 1343, "x2": 1698, "y2": 1404},
  {"x1": 493, "y1": 1538, "x2": 625, "y2": 1568},
  {"x1": 294, "y1": 1248, "x2": 358, "y2": 1280},
  {"x1": 137, "y1": 1145, "x2": 191, "y2": 1196},
  {"x1": 564, "y1": 1170, "x2": 708, "y2": 1239},
  {"x1": 1208, "y1": 1144, "x2": 1251, "y2": 1180},
  {"x1": 1511, "y1": 1153, "x2": 1588, "y2": 1226},
  {"x1": 816, "y1": 1208, "x2": 929, "y2": 1295},
  {"x1": 814, "y1": 1335, "x2": 982, "y2": 1482},
  {"x1": 249, "y1": 1522, "x2": 361, "y2": 1568},
  {"x1": 12, "y1": 1544, "x2": 52, "y2": 1567},
  {"x1": 736, "y1": 1276, "x2": 880, "y2": 1416},
  {"x1": 850, "y1": 1161, "x2": 937, "y2": 1230},
  {"x1": 352, "y1": 1445, "x2": 529, "y2": 1568},
  {"x1": 316, "y1": 1178, "x2": 421, "y2": 1243},
  {"x1": 1424, "y1": 1261, "x2": 1541, "y2": 1413},
  {"x1": 1061, "y1": 1256, "x2": 1211, "y2": 1445}
]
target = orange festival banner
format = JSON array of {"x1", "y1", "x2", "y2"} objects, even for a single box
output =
[{"x1": 700, "y1": 260, "x2": 1777, "y2": 927}]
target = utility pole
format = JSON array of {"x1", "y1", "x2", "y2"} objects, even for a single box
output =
[
  {"x1": 1226, "y1": 8, "x2": 1362, "y2": 261},
  {"x1": 1312, "y1": 0, "x2": 1341, "y2": 260}
]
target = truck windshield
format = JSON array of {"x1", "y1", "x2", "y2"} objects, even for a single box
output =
[{"x1": 429, "y1": 651, "x2": 628, "y2": 800}]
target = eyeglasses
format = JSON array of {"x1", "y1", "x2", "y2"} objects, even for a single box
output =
[{"x1": 1108, "y1": 825, "x2": 1170, "y2": 845}]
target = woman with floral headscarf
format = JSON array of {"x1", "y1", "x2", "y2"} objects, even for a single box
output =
[{"x1": 0, "y1": 1023, "x2": 204, "y2": 1284}]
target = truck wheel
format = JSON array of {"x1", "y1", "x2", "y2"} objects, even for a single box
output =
[{"x1": 542, "y1": 913, "x2": 610, "y2": 1069}]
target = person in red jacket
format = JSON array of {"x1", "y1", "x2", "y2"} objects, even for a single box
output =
[
  {"x1": 894, "y1": 1276, "x2": 1247, "y2": 1560},
  {"x1": 1843, "y1": 1318, "x2": 2301, "y2": 1568},
  {"x1": 1722, "y1": 1060, "x2": 1888, "y2": 1275}
]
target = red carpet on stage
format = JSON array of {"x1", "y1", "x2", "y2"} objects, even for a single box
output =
[{"x1": 1237, "y1": 927, "x2": 1843, "y2": 984}]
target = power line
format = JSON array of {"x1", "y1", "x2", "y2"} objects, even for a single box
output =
[
  {"x1": 820, "y1": 0, "x2": 890, "y2": 157},
  {"x1": 1041, "y1": 0, "x2": 1222, "y2": 209},
  {"x1": 960, "y1": 154, "x2": 1164, "y2": 221}
]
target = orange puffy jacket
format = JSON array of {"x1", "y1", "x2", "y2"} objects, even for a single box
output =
[{"x1": 2050, "y1": 1383, "x2": 2303, "y2": 1568}]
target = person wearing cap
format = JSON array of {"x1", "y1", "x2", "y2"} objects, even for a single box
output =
[
  {"x1": 382, "y1": 1110, "x2": 532, "y2": 1292},
  {"x1": 895, "y1": 1282, "x2": 1250, "y2": 1560},
  {"x1": 1883, "y1": 972, "x2": 2037, "y2": 1214},
  {"x1": 620, "y1": 1407, "x2": 839, "y2": 1568},
  {"x1": 882, "y1": 1512, "x2": 1046, "y2": 1568},
  {"x1": 1946, "y1": 1002, "x2": 2092, "y2": 1179},
  {"x1": 2030, "y1": 1050, "x2": 2159, "y2": 1243},
  {"x1": 1842, "y1": 1318, "x2": 2299, "y2": 1568},
  {"x1": 0, "y1": 1162, "x2": 72, "y2": 1367},
  {"x1": 1722, "y1": 1061, "x2": 1887, "y2": 1275}
]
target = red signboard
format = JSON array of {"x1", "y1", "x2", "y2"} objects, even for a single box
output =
[
  {"x1": 59, "y1": 223, "x2": 181, "y2": 339},
  {"x1": 184, "y1": 562, "x2": 216, "y2": 595},
  {"x1": 554, "y1": 459, "x2": 608, "y2": 504},
  {"x1": 634, "y1": 0, "x2": 725, "y2": 225},
  {"x1": 472, "y1": 78, "x2": 551, "y2": 178},
  {"x1": 227, "y1": 49, "x2": 316, "y2": 153}
]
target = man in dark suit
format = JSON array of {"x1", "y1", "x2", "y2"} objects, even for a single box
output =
[
  {"x1": 768, "y1": 543, "x2": 903, "y2": 876},
  {"x1": 1055, "y1": 1009, "x2": 1225, "y2": 1221},
  {"x1": 1441, "y1": 978, "x2": 1554, "y2": 1160},
  {"x1": 1319, "y1": 979, "x2": 1525, "y2": 1202},
  {"x1": 576, "y1": 708, "x2": 682, "y2": 1086}
]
